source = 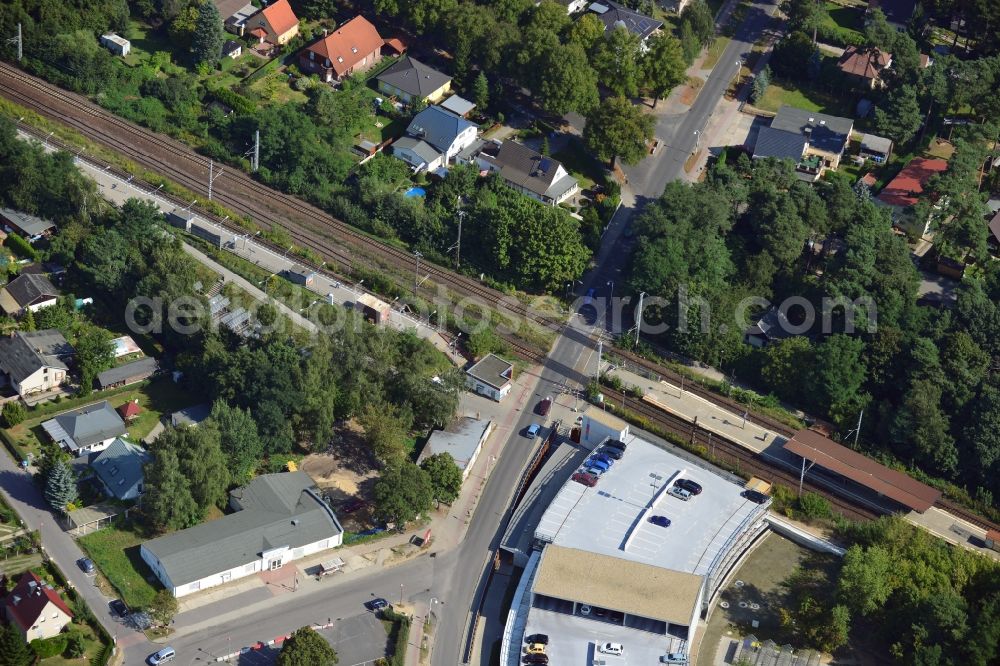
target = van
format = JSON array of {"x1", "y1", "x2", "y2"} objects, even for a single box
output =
[
  {"x1": 148, "y1": 647, "x2": 176, "y2": 664},
  {"x1": 669, "y1": 486, "x2": 692, "y2": 501}
]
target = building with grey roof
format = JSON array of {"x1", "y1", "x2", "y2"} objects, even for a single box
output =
[
  {"x1": 439, "y1": 95, "x2": 475, "y2": 118},
  {"x1": 391, "y1": 136, "x2": 444, "y2": 171},
  {"x1": 140, "y1": 471, "x2": 344, "y2": 597},
  {"x1": 0, "y1": 208, "x2": 56, "y2": 238},
  {"x1": 466, "y1": 353, "x2": 514, "y2": 401},
  {"x1": 476, "y1": 141, "x2": 580, "y2": 205},
  {"x1": 42, "y1": 401, "x2": 127, "y2": 454},
  {"x1": 90, "y1": 438, "x2": 149, "y2": 500},
  {"x1": 859, "y1": 133, "x2": 893, "y2": 163},
  {"x1": 96, "y1": 357, "x2": 159, "y2": 391},
  {"x1": 393, "y1": 106, "x2": 479, "y2": 172},
  {"x1": 171, "y1": 403, "x2": 212, "y2": 428},
  {"x1": 590, "y1": 1, "x2": 663, "y2": 41},
  {"x1": 417, "y1": 417, "x2": 494, "y2": 479},
  {"x1": 0, "y1": 330, "x2": 72, "y2": 398},
  {"x1": 0, "y1": 273, "x2": 60, "y2": 317},
  {"x1": 377, "y1": 56, "x2": 452, "y2": 104},
  {"x1": 754, "y1": 106, "x2": 855, "y2": 179},
  {"x1": 751, "y1": 127, "x2": 807, "y2": 162}
]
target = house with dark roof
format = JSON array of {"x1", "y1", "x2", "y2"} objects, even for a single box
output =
[
  {"x1": 838, "y1": 46, "x2": 891, "y2": 89},
  {"x1": 42, "y1": 401, "x2": 127, "y2": 454},
  {"x1": 0, "y1": 330, "x2": 72, "y2": 398},
  {"x1": 743, "y1": 307, "x2": 799, "y2": 347},
  {"x1": 299, "y1": 16, "x2": 383, "y2": 83},
  {"x1": 753, "y1": 105, "x2": 854, "y2": 179},
  {"x1": 466, "y1": 353, "x2": 514, "y2": 402},
  {"x1": 859, "y1": 133, "x2": 893, "y2": 163},
  {"x1": 140, "y1": 472, "x2": 344, "y2": 597},
  {"x1": 246, "y1": 0, "x2": 298, "y2": 45},
  {"x1": 96, "y1": 357, "x2": 159, "y2": 391},
  {"x1": 0, "y1": 273, "x2": 60, "y2": 317},
  {"x1": 1, "y1": 571, "x2": 74, "y2": 641},
  {"x1": 589, "y1": 1, "x2": 663, "y2": 42},
  {"x1": 392, "y1": 106, "x2": 479, "y2": 172},
  {"x1": 171, "y1": 403, "x2": 212, "y2": 428},
  {"x1": 91, "y1": 438, "x2": 149, "y2": 500},
  {"x1": 876, "y1": 156, "x2": 949, "y2": 238},
  {"x1": 0, "y1": 208, "x2": 56, "y2": 238},
  {"x1": 377, "y1": 56, "x2": 452, "y2": 104},
  {"x1": 476, "y1": 141, "x2": 580, "y2": 206}
]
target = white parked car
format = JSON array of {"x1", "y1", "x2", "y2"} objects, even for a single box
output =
[{"x1": 598, "y1": 642, "x2": 624, "y2": 656}]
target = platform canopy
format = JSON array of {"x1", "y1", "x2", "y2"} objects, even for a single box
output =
[{"x1": 784, "y1": 429, "x2": 941, "y2": 513}]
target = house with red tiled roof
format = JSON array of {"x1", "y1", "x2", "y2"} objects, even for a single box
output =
[
  {"x1": 838, "y1": 46, "x2": 892, "y2": 89},
  {"x1": 247, "y1": 0, "x2": 299, "y2": 46},
  {"x1": 876, "y1": 156, "x2": 949, "y2": 238},
  {"x1": 298, "y1": 16, "x2": 384, "y2": 83},
  {"x1": 1, "y1": 571, "x2": 74, "y2": 641}
]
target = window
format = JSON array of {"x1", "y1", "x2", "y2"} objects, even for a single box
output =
[{"x1": 309, "y1": 51, "x2": 314, "y2": 61}]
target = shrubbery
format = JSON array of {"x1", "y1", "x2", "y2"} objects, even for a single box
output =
[{"x1": 30, "y1": 633, "x2": 68, "y2": 659}]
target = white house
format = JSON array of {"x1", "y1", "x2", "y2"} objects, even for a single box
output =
[
  {"x1": 416, "y1": 417, "x2": 494, "y2": 480},
  {"x1": 141, "y1": 472, "x2": 344, "y2": 597},
  {"x1": 465, "y1": 354, "x2": 514, "y2": 402},
  {"x1": 99, "y1": 33, "x2": 131, "y2": 56},
  {"x1": 2, "y1": 571, "x2": 74, "y2": 641},
  {"x1": 0, "y1": 330, "x2": 72, "y2": 398},
  {"x1": 475, "y1": 141, "x2": 580, "y2": 206},
  {"x1": 41, "y1": 401, "x2": 127, "y2": 455},
  {"x1": 392, "y1": 106, "x2": 479, "y2": 173}
]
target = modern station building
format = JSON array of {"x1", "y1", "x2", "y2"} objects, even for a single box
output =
[{"x1": 502, "y1": 435, "x2": 770, "y2": 664}]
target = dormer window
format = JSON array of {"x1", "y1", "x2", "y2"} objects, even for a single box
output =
[{"x1": 337, "y1": 56, "x2": 343, "y2": 63}]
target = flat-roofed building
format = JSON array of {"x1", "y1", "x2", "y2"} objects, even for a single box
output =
[
  {"x1": 580, "y1": 405, "x2": 628, "y2": 447},
  {"x1": 465, "y1": 353, "x2": 514, "y2": 402}
]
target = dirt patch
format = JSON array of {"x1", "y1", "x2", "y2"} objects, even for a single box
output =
[
  {"x1": 300, "y1": 422, "x2": 382, "y2": 530},
  {"x1": 679, "y1": 77, "x2": 705, "y2": 106}
]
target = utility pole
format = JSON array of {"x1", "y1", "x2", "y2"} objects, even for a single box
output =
[
  {"x1": 846, "y1": 410, "x2": 863, "y2": 448},
  {"x1": 252, "y1": 130, "x2": 260, "y2": 172},
  {"x1": 455, "y1": 206, "x2": 464, "y2": 268},
  {"x1": 634, "y1": 291, "x2": 646, "y2": 347},
  {"x1": 413, "y1": 250, "x2": 422, "y2": 297},
  {"x1": 596, "y1": 339, "x2": 603, "y2": 378},
  {"x1": 7, "y1": 24, "x2": 22, "y2": 62},
  {"x1": 208, "y1": 160, "x2": 224, "y2": 201}
]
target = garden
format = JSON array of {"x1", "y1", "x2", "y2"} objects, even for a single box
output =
[{"x1": 77, "y1": 519, "x2": 161, "y2": 610}]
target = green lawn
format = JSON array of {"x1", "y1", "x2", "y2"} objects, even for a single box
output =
[
  {"x1": 821, "y1": 1, "x2": 865, "y2": 42},
  {"x1": 553, "y1": 139, "x2": 603, "y2": 192},
  {"x1": 702, "y1": 36, "x2": 732, "y2": 70},
  {"x1": 39, "y1": 621, "x2": 105, "y2": 666},
  {"x1": 123, "y1": 20, "x2": 182, "y2": 73},
  {"x1": 0, "y1": 552, "x2": 43, "y2": 576},
  {"x1": 78, "y1": 523, "x2": 160, "y2": 609},
  {"x1": 755, "y1": 78, "x2": 853, "y2": 117},
  {"x1": 246, "y1": 68, "x2": 309, "y2": 106},
  {"x1": 360, "y1": 116, "x2": 406, "y2": 145}
]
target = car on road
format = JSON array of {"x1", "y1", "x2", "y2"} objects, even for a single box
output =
[
  {"x1": 599, "y1": 446, "x2": 623, "y2": 460},
  {"x1": 649, "y1": 139, "x2": 661, "y2": 155},
  {"x1": 109, "y1": 599, "x2": 128, "y2": 618},
  {"x1": 598, "y1": 642, "x2": 624, "y2": 656},
  {"x1": 525, "y1": 634, "x2": 549, "y2": 645},
  {"x1": 525, "y1": 643, "x2": 546, "y2": 655},
  {"x1": 342, "y1": 498, "x2": 366, "y2": 513},
  {"x1": 648, "y1": 515, "x2": 672, "y2": 528},
  {"x1": 660, "y1": 653, "x2": 688, "y2": 664},
  {"x1": 78, "y1": 558, "x2": 96, "y2": 574},
  {"x1": 675, "y1": 479, "x2": 703, "y2": 495},
  {"x1": 668, "y1": 486, "x2": 692, "y2": 501},
  {"x1": 147, "y1": 647, "x2": 175, "y2": 664},
  {"x1": 526, "y1": 423, "x2": 541, "y2": 438},
  {"x1": 364, "y1": 598, "x2": 389, "y2": 611},
  {"x1": 523, "y1": 655, "x2": 548, "y2": 665},
  {"x1": 742, "y1": 490, "x2": 769, "y2": 504},
  {"x1": 572, "y1": 472, "x2": 599, "y2": 487},
  {"x1": 537, "y1": 396, "x2": 552, "y2": 416}
]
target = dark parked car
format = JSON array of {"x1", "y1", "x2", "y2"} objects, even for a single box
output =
[
  {"x1": 78, "y1": 558, "x2": 96, "y2": 574},
  {"x1": 609, "y1": 611, "x2": 624, "y2": 623},
  {"x1": 607, "y1": 439, "x2": 628, "y2": 451},
  {"x1": 675, "y1": 479, "x2": 703, "y2": 495},
  {"x1": 742, "y1": 490, "x2": 769, "y2": 504},
  {"x1": 525, "y1": 634, "x2": 549, "y2": 645},
  {"x1": 599, "y1": 446, "x2": 623, "y2": 460},
  {"x1": 537, "y1": 397, "x2": 552, "y2": 416},
  {"x1": 648, "y1": 515, "x2": 672, "y2": 528},
  {"x1": 365, "y1": 598, "x2": 389, "y2": 611},
  {"x1": 572, "y1": 472, "x2": 599, "y2": 487},
  {"x1": 109, "y1": 599, "x2": 128, "y2": 618},
  {"x1": 523, "y1": 655, "x2": 549, "y2": 665}
]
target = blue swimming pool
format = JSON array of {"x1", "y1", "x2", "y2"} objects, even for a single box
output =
[{"x1": 404, "y1": 187, "x2": 426, "y2": 198}]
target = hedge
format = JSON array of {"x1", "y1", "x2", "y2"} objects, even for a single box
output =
[
  {"x1": 31, "y1": 634, "x2": 68, "y2": 659},
  {"x1": 207, "y1": 87, "x2": 256, "y2": 116},
  {"x1": 382, "y1": 609, "x2": 411, "y2": 666},
  {"x1": 5, "y1": 233, "x2": 38, "y2": 261}
]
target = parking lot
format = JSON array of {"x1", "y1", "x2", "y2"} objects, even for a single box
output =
[{"x1": 228, "y1": 613, "x2": 389, "y2": 665}]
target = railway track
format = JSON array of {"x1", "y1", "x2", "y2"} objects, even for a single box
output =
[
  {"x1": 936, "y1": 498, "x2": 1000, "y2": 534},
  {"x1": 0, "y1": 61, "x2": 566, "y2": 334}
]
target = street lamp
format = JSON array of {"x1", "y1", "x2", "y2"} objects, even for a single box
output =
[
  {"x1": 732, "y1": 59, "x2": 743, "y2": 93},
  {"x1": 607, "y1": 280, "x2": 614, "y2": 329}
]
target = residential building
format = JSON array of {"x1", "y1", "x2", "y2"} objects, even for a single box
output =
[
  {"x1": 0, "y1": 273, "x2": 60, "y2": 317},
  {"x1": 752, "y1": 105, "x2": 854, "y2": 179},
  {"x1": 0, "y1": 330, "x2": 72, "y2": 398},
  {"x1": 0, "y1": 208, "x2": 56, "y2": 238},
  {"x1": 222, "y1": 39, "x2": 242, "y2": 59},
  {"x1": 99, "y1": 33, "x2": 130, "y2": 56},
  {"x1": 376, "y1": 56, "x2": 452, "y2": 104},
  {"x1": 465, "y1": 353, "x2": 514, "y2": 402},
  {"x1": 91, "y1": 437, "x2": 149, "y2": 501},
  {"x1": 171, "y1": 403, "x2": 212, "y2": 428},
  {"x1": 867, "y1": 0, "x2": 917, "y2": 31},
  {"x1": 1, "y1": 571, "x2": 74, "y2": 641},
  {"x1": 989, "y1": 210, "x2": 1000, "y2": 252},
  {"x1": 96, "y1": 357, "x2": 159, "y2": 391},
  {"x1": 141, "y1": 472, "x2": 344, "y2": 597},
  {"x1": 42, "y1": 401, "x2": 127, "y2": 454},
  {"x1": 438, "y1": 95, "x2": 476, "y2": 118},
  {"x1": 743, "y1": 307, "x2": 797, "y2": 347},
  {"x1": 838, "y1": 46, "x2": 892, "y2": 88},
  {"x1": 859, "y1": 133, "x2": 893, "y2": 163},
  {"x1": 299, "y1": 16, "x2": 383, "y2": 83},
  {"x1": 589, "y1": 1, "x2": 663, "y2": 43},
  {"x1": 392, "y1": 106, "x2": 479, "y2": 172},
  {"x1": 223, "y1": 2, "x2": 257, "y2": 35},
  {"x1": 417, "y1": 417, "x2": 494, "y2": 480},
  {"x1": 876, "y1": 156, "x2": 948, "y2": 237},
  {"x1": 246, "y1": 0, "x2": 299, "y2": 45},
  {"x1": 476, "y1": 141, "x2": 580, "y2": 206}
]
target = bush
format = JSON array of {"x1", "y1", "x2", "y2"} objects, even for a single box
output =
[
  {"x1": 206, "y1": 87, "x2": 256, "y2": 115},
  {"x1": 799, "y1": 492, "x2": 832, "y2": 520},
  {"x1": 65, "y1": 631, "x2": 86, "y2": 658},
  {"x1": 5, "y1": 233, "x2": 38, "y2": 261},
  {"x1": 2, "y1": 401, "x2": 27, "y2": 427},
  {"x1": 31, "y1": 633, "x2": 68, "y2": 659}
]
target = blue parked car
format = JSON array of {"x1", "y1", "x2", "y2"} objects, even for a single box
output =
[
  {"x1": 591, "y1": 453, "x2": 614, "y2": 467},
  {"x1": 585, "y1": 457, "x2": 610, "y2": 472}
]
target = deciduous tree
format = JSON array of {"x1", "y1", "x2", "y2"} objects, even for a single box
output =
[
  {"x1": 373, "y1": 461, "x2": 433, "y2": 524},
  {"x1": 592, "y1": 26, "x2": 644, "y2": 98},
  {"x1": 584, "y1": 96, "x2": 655, "y2": 167},
  {"x1": 642, "y1": 32, "x2": 687, "y2": 107},
  {"x1": 147, "y1": 589, "x2": 179, "y2": 627},
  {"x1": 420, "y1": 452, "x2": 463, "y2": 505},
  {"x1": 534, "y1": 43, "x2": 600, "y2": 115},
  {"x1": 278, "y1": 626, "x2": 338, "y2": 666},
  {"x1": 210, "y1": 400, "x2": 263, "y2": 484}
]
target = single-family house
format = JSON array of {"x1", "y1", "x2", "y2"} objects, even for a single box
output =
[
  {"x1": 476, "y1": 141, "x2": 580, "y2": 206},
  {"x1": 876, "y1": 156, "x2": 949, "y2": 238},
  {"x1": 859, "y1": 133, "x2": 893, "y2": 163},
  {"x1": 42, "y1": 401, "x2": 127, "y2": 454},
  {"x1": 1, "y1": 571, "x2": 74, "y2": 641},
  {"x1": 417, "y1": 417, "x2": 494, "y2": 480},
  {"x1": 141, "y1": 472, "x2": 344, "y2": 597},
  {"x1": 465, "y1": 353, "x2": 514, "y2": 402},
  {"x1": 377, "y1": 56, "x2": 452, "y2": 104},
  {"x1": 590, "y1": 1, "x2": 663, "y2": 43},
  {"x1": 838, "y1": 46, "x2": 891, "y2": 89},
  {"x1": 744, "y1": 307, "x2": 799, "y2": 347},
  {"x1": 246, "y1": 0, "x2": 299, "y2": 46},
  {"x1": 96, "y1": 357, "x2": 159, "y2": 391},
  {"x1": 91, "y1": 437, "x2": 149, "y2": 501},
  {"x1": 99, "y1": 33, "x2": 130, "y2": 57},
  {"x1": 0, "y1": 273, "x2": 60, "y2": 317},
  {"x1": 867, "y1": 0, "x2": 917, "y2": 31},
  {"x1": 171, "y1": 403, "x2": 212, "y2": 428},
  {"x1": 392, "y1": 106, "x2": 479, "y2": 172},
  {"x1": 222, "y1": 39, "x2": 242, "y2": 59},
  {"x1": 0, "y1": 208, "x2": 56, "y2": 238},
  {"x1": 0, "y1": 330, "x2": 72, "y2": 398},
  {"x1": 753, "y1": 106, "x2": 854, "y2": 179},
  {"x1": 298, "y1": 16, "x2": 383, "y2": 83}
]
